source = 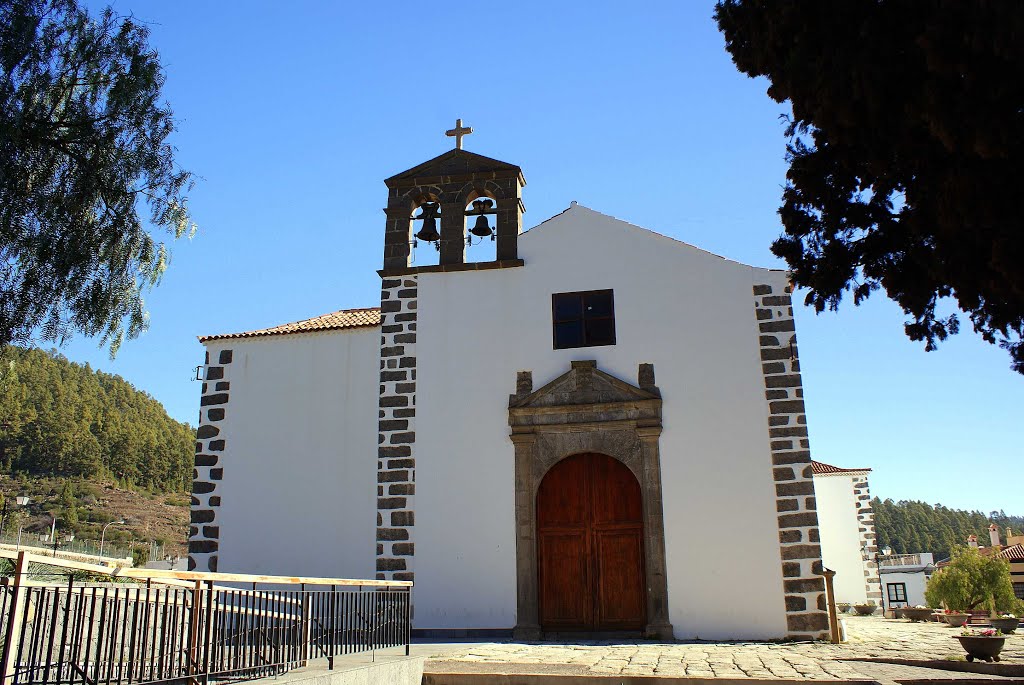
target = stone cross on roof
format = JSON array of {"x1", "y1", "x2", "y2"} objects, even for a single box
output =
[{"x1": 445, "y1": 118, "x2": 473, "y2": 149}]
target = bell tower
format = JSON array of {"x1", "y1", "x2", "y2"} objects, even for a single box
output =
[
  {"x1": 380, "y1": 121, "x2": 526, "y2": 274},
  {"x1": 373, "y1": 124, "x2": 526, "y2": 583}
]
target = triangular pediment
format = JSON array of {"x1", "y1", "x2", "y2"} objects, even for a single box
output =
[
  {"x1": 385, "y1": 149, "x2": 523, "y2": 186},
  {"x1": 510, "y1": 360, "x2": 659, "y2": 409}
]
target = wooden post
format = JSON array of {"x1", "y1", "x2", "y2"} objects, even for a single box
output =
[
  {"x1": 822, "y1": 568, "x2": 841, "y2": 643},
  {"x1": 202, "y1": 581, "x2": 214, "y2": 684},
  {"x1": 300, "y1": 584, "x2": 311, "y2": 668},
  {"x1": 1, "y1": 551, "x2": 30, "y2": 685},
  {"x1": 187, "y1": 579, "x2": 203, "y2": 685}
]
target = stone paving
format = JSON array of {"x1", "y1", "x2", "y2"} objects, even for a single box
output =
[{"x1": 421, "y1": 615, "x2": 1024, "y2": 680}]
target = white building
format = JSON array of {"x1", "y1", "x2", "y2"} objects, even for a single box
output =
[
  {"x1": 811, "y1": 461, "x2": 881, "y2": 605},
  {"x1": 189, "y1": 145, "x2": 875, "y2": 641},
  {"x1": 878, "y1": 553, "x2": 935, "y2": 608}
]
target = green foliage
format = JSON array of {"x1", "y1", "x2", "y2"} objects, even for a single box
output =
[
  {"x1": 715, "y1": 1, "x2": 1024, "y2": 372},
  {"x1": 130, "y1": 545, "x2": 149, "y2": 567},
  {"x1": 0, "y1": 0, "x2": 195, "y2": 355},
  {"x1": 924, "y1": 546, "x2": 1019, "y2": 612},
  {"x1": 873, "y1": 498, "x2": 1024, "y2": 562},
  {"x1": 0, "y1": 345, "x2": 194, "y2": 491},
  {"x1": 163, "y1": 493, "x2": 190, "y2": 508}
]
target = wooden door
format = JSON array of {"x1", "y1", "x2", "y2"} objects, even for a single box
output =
[{"x1": 537, "y1": 453, "x2": 646, "y2": 631}]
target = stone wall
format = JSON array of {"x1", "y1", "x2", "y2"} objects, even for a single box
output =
[
  {"x1": 854, "y1": 475, "x2": 882, "y2": 602},
  {"x1": 753, "y1": 283, "x2": 830, "y2": 640},
  {"x1": 376, "y1": 277, "x2": 417, "y2": 582},
  {"x1": 189, "y1": 348, "x2": 233, "y2": 572}
]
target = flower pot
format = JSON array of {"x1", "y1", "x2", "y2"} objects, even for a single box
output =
[
  {"x1": 991, "y1": 618, "x2": 1019, "y2": 634},
  {"x1": 853, "y1": 604, "x2": 877, "y2": 616},
  {"x1": 944, "y1": 613, "x2": 970, "y2": 628},
  {"x1": 902, "y1": 607, "x2": 934, "y2": 622},
  {"x1": 954, "y1": 635, "x2": 1006, "y2": 662}
]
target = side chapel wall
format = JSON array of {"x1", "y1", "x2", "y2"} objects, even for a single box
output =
[{"x1": 195, "y1": 331, "x2": 379, "y2": 580}]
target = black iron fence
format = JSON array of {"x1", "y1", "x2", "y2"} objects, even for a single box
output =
[{"x1": 0, "y1": 552, "x2": 412, "y2": 684}]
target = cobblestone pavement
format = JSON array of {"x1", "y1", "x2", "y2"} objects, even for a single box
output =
[{"x1": 421, "y1": 616, "x2": 1024, "y2": 680}]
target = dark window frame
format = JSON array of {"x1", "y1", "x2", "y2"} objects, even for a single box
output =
[
  {"x1": 887, "y1": 582, "x2": 907, "y2": 603},
  {"x1": 1014, "y1": 583, "x2": 1024, "y2": 601},
  {"x1": 551, "y1": 289, "x2": 617, "y2": 350}
]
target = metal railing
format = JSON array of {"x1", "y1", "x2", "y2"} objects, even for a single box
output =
[
  {"x1": 878, "y1": 553, "x2": 931, "y2": 567},
  {"x1": 0, "y1": 532, "x2": 132, "y2": 564},
  {"x1": 0, "y1": 551, "x2": 412, "y2": 684}
]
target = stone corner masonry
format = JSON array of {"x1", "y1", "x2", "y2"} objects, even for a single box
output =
[
  {"x1": 189, "y1": 347, "x2": 233, "y2": 573},
  {"x1": 854, "y1": 475, "x2": 882, "y2": 602},
  {"x1": 753, "y1": 283, "x2": 830, "y2": 640},
  {"x1": 376, "y1": 276, "x2": 418, "y2": 583}
]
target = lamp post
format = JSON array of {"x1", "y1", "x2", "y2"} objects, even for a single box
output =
[
  {"x1": 100, "y1": 519, "x2": 126, "y2": 558},
  {"x1": 0, "y1": 494, "x2": 29, "y2": 538}
]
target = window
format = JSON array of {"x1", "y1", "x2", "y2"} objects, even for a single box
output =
[
  {"x1": 552, "y1": 290, "x2": 616, "y2": 349},
  {"x1": 887, "y1": 582, "x2": 907, "y2": 604},
  {"x1": 1014, "y1": 583, "x2": 1024, "y2": 601}
]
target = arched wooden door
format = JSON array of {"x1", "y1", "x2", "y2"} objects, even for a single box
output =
[{"x1": 536, "y1": 452, "x2": 646, "y2": 631}]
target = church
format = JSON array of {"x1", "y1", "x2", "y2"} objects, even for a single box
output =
[{"x1": 189, "y1": 128, "x2": 878, "y2": 641}]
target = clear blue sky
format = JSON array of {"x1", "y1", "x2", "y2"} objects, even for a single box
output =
[{"x1": 59, "y1": 0, "x2": 1021, "y2": 515}]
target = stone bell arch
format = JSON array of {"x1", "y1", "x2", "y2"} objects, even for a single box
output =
[{"x1": 382, "y1": 146, "x2": 526, "y2": 272}]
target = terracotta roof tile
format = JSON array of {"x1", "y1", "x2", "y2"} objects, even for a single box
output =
[
  {"x1": 811, "y1": 460, "x2": 872, "y2": 475},
  {"x1": 998, "y1": 544, "x2": 1024, "y2": 561},
  {"x1": 199, "y1": 307, "x2": 380, "y2": 343}
]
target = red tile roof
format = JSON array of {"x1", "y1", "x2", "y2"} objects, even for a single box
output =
[
  {"x1": 997, "y1": 544, "x2": 1024, "y2": 561},
  {"x1": 811, "y1": 460, "x2": 871, "y2": 475},
  {"x1": 199, "y1": 307, "x2": 381, "y2": 343}
]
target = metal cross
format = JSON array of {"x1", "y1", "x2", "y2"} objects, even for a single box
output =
[{"x1": 445, "y1": 118, "x2": 473, "y2": 149}]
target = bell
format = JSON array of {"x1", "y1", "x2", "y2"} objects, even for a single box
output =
[
  {"x1": 470, "y1": 214, "x2": 492, "y2": 238},
  {"x1": 414, "y1": 202, "x2": 441, "y2": 243},
  {"x1": 415, "y1": 224, "x2": 440, "y2": 242}
]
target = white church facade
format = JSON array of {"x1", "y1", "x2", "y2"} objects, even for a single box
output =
[{"x1": 189, "y1": 144, "x2": 878, "y2": 641}]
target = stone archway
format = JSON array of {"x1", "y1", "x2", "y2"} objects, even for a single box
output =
[{"x1": 508, "y1": 360, "x2": 673, "y2": 640}]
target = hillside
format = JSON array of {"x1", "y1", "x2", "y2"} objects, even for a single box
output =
[
  {"x1": 873, "y1": 497, "x2": 1024, "y2": 561},
  {"x1": 0, "y1": 345, "x2": 194, "y2": 559},
  {"x1": 0, "y1": 346, "x2": 194, "y2": 490},
  {"x1": 0, "y1": 476, "x2": 189, "y2": 559}
]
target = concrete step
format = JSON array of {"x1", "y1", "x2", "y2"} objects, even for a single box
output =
[{"x1": 259, "y1": 649, "x2": 424, "y2": 685}]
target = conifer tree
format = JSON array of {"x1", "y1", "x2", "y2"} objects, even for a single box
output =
[{"x1": 0, "y1": 0, "x2": 195, "y2": 354}]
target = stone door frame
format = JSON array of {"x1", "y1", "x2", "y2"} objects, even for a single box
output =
[{"x1": 508, "y1": 361, "x2": 673, "y2": 640}]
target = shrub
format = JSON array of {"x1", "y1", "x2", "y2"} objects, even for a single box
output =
[
  {"x1": 131, "y1": 547, "x2": 150, "y2": 567},
  {"x1": 925, "y1": 546, "x2": 1021, "y2": 612}
]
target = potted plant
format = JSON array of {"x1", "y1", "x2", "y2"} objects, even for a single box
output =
[
  {"x1": 954, "y1": 628, "x2": 1006, "y2": 662},
  {"x1": 902, "y1": 605, "x2": 934, "y2": 622},
  {"x1": 943, "y1": 609, "x2": 970, "y2": 627},
  {"x1": 853, "y1": 600, "x2": 877, "y2": 616},
  {"x1": 836, "y1": 602, "x2": 851, "y2": 614},
  {"x1": 990, "y1": 613, "x2": 1018, "y2": 634}
]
